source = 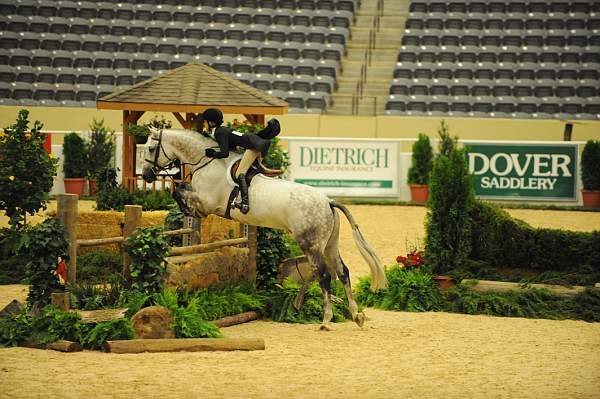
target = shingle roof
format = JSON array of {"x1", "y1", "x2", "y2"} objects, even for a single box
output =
[{"x1": 96, "y1": 63, "x2": 288, "y2": 114}]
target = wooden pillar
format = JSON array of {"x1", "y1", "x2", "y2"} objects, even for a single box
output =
[
  {"x1": 173, "y1": 112, "x2": 200, "y2": 130},
  {"x1": 122, "y1": 205, "x2": 143, "y2": 285},
  {"x1": 51, "y1": 292, "x2": 70, "y2": 311},
  {"x1": 122, "y1": 110, "x2": 144, "y2": 192},
  {"x1": 247, "y1": 225, "x2": 257, "y2": 283},
  {"x1": 56, "y1": 194, "x2": 78, "y2": 284},
  {"x1": 243, "y1": 114, "x2": 265, "y2": 126}
]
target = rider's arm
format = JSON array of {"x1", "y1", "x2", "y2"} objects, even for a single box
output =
[{"x1": 206, "y1": 126, "x2": 231, "y2": 158}]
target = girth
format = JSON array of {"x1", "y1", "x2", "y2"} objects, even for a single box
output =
[{"x1": 224, "y1": 159, "x2": 284, "y2": 219}]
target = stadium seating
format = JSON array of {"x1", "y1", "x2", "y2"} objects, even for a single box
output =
[
  {"x1": 0, "y1": 0, "x2": 360, "y2": 112},
  {"x1": 387, "y1": 1, "x2": 600, "y2": 119}
]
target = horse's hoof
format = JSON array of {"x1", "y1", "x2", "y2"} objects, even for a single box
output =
[
  {"x1": 319, "y1": 323, "x2": 333, "y2": 331},
  {"x1": 240, "y1": 204, "x2": 250, "y2": 214},
  {"x1": 354, "y1": 312, "x2": 365, "y2": 327}
]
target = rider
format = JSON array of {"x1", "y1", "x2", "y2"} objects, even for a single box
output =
[{"x1": 199, "y1": 108, "x2": 280, "y2": 214}]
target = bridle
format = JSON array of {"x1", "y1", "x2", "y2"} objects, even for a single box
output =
[{"x1": 144, "y1": 129, "x2": 219, "y2": 180}]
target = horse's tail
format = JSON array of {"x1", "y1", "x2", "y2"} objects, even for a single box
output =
[{"x1": 330, "y1": 201, "x2": 388, "y2": 291}]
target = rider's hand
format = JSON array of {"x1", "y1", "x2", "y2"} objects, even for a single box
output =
[{"x1": 205, "y1": 148, "x2": 216, "y2": 157}]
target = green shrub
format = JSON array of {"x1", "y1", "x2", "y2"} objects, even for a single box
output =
[
  {"x1": 407, "y1": 133, "x2": 433, "y2": 185},
  {"x1": 0, "y1": 227, "x2": 30, "y2": 284},
  {"x1": 581, "y1": 140, "x2": 600, "y2": 190},
  {"x1": 184, "y1": 283, "x2": 265, "y2": 321},
  {"x1": 28, "y1": 306, "x2": 82, "y2": 344},
  {"x1": 79, "y1": 319, "x2": 135, "y2": 350},
  {"x1": 266, "y1": 278, "x2": 351, "y2": 323},
  {"x1": 68, "y1": 277, "x2": 125, "y2": 310},
  {"x1": 76, "y1": 251, "x2": 122, "y2": 283},
  {"x1": 133, "y1": 189, "x2": 175, "y2": 210},
  {"x1": 355, "y1": 265, "x2": 444, "y2": 312},
  {"x1": 25, "y1": 219, "x2": 70, "y2": 310},
  {"x1": 62, "y1": 132, "x2": 88, "y2": 178},
  {"x1": 95, "y1": 167, "x2": 134, "y2": 211},
  {"x1": 469, "y1": 201, "x2": 600, "y2": 280},
  {"x1": 124, "y1": 226, "x2": 170, "y2": 296},
  {"x1": 0, "y1": 311, "x2": 32, "y2": 347},
  {"x1": 153, "y1": 288, "x2": 222, "y2": 338},
  {"x1": 0, "y1": 109, "x2": 58, "y2": 228},
  {"x1": 425, "y1": 147, "x2": 474, "y2": 275}
]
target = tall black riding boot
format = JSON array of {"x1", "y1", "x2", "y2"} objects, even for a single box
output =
[{"x1": 237, "y1": 174, "x2": 250, "y2": 214}]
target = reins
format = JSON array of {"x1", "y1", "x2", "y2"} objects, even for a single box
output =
[{"x1": 144, "y1": 129, "x2": 220, "y2": 182}]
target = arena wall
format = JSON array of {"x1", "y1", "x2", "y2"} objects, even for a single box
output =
[{"x1": 1, "y1": 106, "x2": 599, "y2": 143}]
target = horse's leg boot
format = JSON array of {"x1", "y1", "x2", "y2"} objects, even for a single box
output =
[
  {"x1": 237, "y1": 174, "x2": 250, "y2": 214},
  {"x1": 173, "y1": 186, "x2": 194, "y2": 217}
]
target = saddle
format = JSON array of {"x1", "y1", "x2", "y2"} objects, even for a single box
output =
[{"x1": 224, "y1": 159, "x2": 284, "y2": 219}]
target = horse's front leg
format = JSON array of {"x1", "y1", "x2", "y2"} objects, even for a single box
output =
[{"x1": 173, "y1": 185, "x2": 208, "y2": 218}]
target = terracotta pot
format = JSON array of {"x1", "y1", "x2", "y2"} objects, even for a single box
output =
[
  {"x1": 433, "y1": 275, "x2": 455, "y2": 290},
  {"x1": 134, "y1": 135, "x2": 149, "y2": 145},
  {"x1": 88, "y1": 179, "x2": 98, "y2": 196},
  {"x1": 63, "y1": 178, "x2": 85, "y2": 195},
  {"x1": 409, "y1": 184, "x2": 429, "y2": 204},
  {"x1": 581, "y1": 190, "x2": 600, "y2": 208}
]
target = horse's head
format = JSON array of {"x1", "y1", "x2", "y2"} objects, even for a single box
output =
[
  {"x1": 141, "y1": 128, "x2": 213, "y2": 183},
  {"x1": 141, "y1": 127, "x2": 174, "y2": 183}
]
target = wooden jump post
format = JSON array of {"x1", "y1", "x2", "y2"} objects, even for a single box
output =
[{"x1": 56, "y1": 194, "x2": 78, "y2": 283}]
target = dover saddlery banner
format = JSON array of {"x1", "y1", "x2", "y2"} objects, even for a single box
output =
[
  {"x1": 287, "y1": 138, "x2": 400, "y2": 197},
  {"x1": 465, "y1": 142, "x2": 578, "y2": 201}
]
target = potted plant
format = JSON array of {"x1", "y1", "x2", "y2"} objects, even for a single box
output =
[
  {"x1": 62, "y1": 132, "x2": 88, "y2": 195},
  {"x1": 581, "y1": 139, "x2": 600, "y2": 208},
  {"x1": 128, "y1": 123, "x2": 151, "y2": 145},
  {"x1": 87, "y1": 119, "x2": 115, "y2": 196},
  {"x1": 407, "y1": 133, "x2": 433, "y2": 203}
]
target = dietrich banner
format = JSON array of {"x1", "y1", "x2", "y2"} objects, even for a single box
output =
[
  {"x1": 465, "y1": 142, "x2": 578, "y2": 201},
  {"x1": 287, "y1": 138, "x2": 400, "y2": 197}
]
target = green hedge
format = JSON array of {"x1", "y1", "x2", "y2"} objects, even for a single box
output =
[{"x1": 469, "y1": 201, "x2": 600, "y2": 279}]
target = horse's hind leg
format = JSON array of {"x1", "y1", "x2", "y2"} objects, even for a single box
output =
[
  {"x1": 325, "y1": 213, "x2": 364, "y2": 327},
  {"x1": 301, "y1": 247, "x2": 334, "y2": 331}
]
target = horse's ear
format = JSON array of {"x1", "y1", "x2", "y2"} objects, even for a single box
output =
[{"x1": 149, "y1": 126, "x2": 161, "y2": 137}]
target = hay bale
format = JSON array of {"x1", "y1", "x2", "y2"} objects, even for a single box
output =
[
  {"x1": 131, "y1": 306, "x2": 175, "y2": 339},
  {"x1": 165, "y1": 246, "x2": 251, "y2": 290},
  {"x1": 201, "y1": 214, "x2": 241, "y2": 243}
]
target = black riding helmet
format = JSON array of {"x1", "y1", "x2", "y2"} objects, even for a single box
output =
[{"x1": 202, "y1": 108, "x2": 224, "y2": 126}]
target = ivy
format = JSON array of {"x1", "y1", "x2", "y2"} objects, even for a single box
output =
[
  {"x1": 124, "y1": 226, "x2": 170, "y2": 296},
  {"x1": 25, "y1": 218, "x2": 69, "y2": 310},
  {"x1": 256, "y1": 227, "x2": 290, "y2": 291}
]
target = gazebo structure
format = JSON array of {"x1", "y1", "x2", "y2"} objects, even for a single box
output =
[{"x1": 97, "y1": 63, "x2": 288, "y2": 190}]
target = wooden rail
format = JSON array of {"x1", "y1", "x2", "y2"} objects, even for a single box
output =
[
  {"x1": 168, "y1": 237, "x2": 248, "y2": 256},
  {"x1": 77, "y1": 228, "x2": 196, "y2": 247}
]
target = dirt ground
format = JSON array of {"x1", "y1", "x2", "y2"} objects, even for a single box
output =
[{"x1": 1, "y1": 205, "x2": 600, "y2": 398}]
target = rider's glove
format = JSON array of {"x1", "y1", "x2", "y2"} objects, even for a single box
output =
[{"x1": 205, "y1": 148, "x2": 217, "y2": 157}]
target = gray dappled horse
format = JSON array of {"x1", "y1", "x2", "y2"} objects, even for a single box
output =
[{"x1": 141, "y1": 128, "x2": 388, "y2": 330}]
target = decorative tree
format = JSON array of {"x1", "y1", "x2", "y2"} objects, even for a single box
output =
[
  {"x1": 436, "y1": 120, "x2": 457, "y2": 158},
  {"x1": 407, "y1": 133, "x2": 433, "y2": 185},
  {"x1": 581, "y1": 140, "x2": 600, "y2": 191},
  {"x1": 425, "y1": 146, "x2": 474, "y2": 275},
  {"x1": 62, "y1": 133, "x2": 88, "y2": 179},
  {"x1": 0, "y1": 109, "x2": 58, "y2": 229},
  {"x1": 87, "y1": 119, "x2": 115, "y2": 180}
]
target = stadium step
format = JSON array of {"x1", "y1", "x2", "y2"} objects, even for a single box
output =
[{"x1": 329, "y1": 0, "x2": 409, "y2": 115}]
